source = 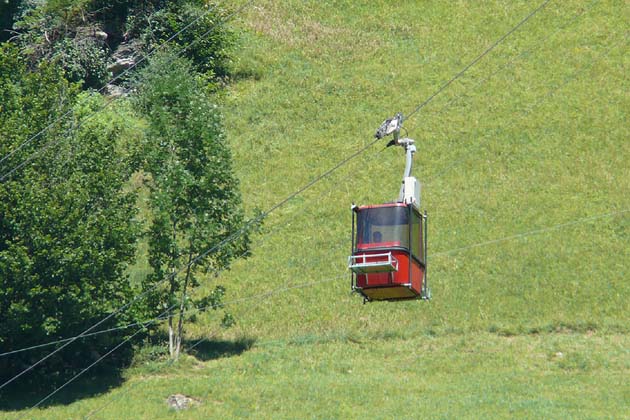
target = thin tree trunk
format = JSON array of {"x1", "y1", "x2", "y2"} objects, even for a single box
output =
[
  {"x1": 175, "y1": 250, "x2": 194, "y2": 359},
  {"x1": 168, "y1": 271, "x2": 177, "y2": 358},
  {"x1": 169, "y1": 218, "x2": 178, "y2": 359},
  {"x1": 168, "y1": 313, "x2": 175, "y2": 358}
]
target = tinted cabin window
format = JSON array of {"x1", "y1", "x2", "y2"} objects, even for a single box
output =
[
  {"x1": 410, "y1": 210, "x2": 423, "y2": 262},
  {"x1": 356, "y1": 206, "x2": 409, "y2": 249}
]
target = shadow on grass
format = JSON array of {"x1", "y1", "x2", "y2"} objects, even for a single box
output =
[
  {"x1": 186, "y1": 337, "x2": 255, "y2": 361},
  {"x1": 0, "y1": 371, "x2": 125, "y2": 412},
  {"x1": 0, "y1": 337, "x2": 255, "y2": 412}
]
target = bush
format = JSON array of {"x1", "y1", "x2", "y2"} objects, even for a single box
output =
[
  {"x1": 0, "y1": 48, "x2": 143, "y2": 385},
  {"x1": 141, "y1": 2, "x2": 236, "y2": 81},
  {"x1": 53, "y1": 37, "x2": 109, "y2": 87}
]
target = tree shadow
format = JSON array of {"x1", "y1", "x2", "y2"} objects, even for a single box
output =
[
  {"x1": 0, "y1": 338, "x2": 134, "y2": 412},
  {"x1": 186, "y1": 337, "x2": 256, "y2": 361},
  {"x1": 0, "y1": 370, "x2": 125, "y2": 412},
  {"x1": 0, "y1": 337, "x2": 256, "y2": 412}
]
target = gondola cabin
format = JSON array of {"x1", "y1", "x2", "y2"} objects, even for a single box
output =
[
  {"x1": 348, "y1": 113, "x2": 429, "y2": 302},
  {"x1": 349, "y1": 202, "x2": 428, "y2": 302}
]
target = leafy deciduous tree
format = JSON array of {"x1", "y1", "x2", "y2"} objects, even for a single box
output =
[
  {"x1": 135, "y1": 51, "x2": 248, "y2": 359},
  {"x1": 0, "y1": 45, "x2": 142, "y2": 383}
]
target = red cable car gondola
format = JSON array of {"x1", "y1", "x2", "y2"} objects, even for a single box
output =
[{"x1": 348, "y1": 114, "x2": 430, "y2": 303}]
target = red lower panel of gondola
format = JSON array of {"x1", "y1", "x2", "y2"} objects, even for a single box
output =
[{"x1": 354, "y1": 250, "x2": 424, "y2": 301}]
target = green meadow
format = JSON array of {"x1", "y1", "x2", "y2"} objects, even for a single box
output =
[{"x1": 4, "y1": 0, "x2": 629, "y2": 418}]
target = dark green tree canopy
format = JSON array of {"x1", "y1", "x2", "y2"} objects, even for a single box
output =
[
  {"x1": 0, "y1": 0, "x2": 246, "y2": 383},
  {"x1": 0, "y1": 46, "x2": 141, "y2": 383}
]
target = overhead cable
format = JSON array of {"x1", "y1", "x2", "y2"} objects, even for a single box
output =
[
  {"x1": 28, "y1": 273, "x2": 348, "y2": 415},
  {"x1": 1, "y1": 0, "x2": 610, "y2": 398},
  {"x1": 425, "y1": 33, "x2": 628, "y2": 183},
  {"x1": 431, "y1": 209, "x2": 630, "y2": 257},
  {"x1": 405, "y1": 0, "x2": 552, "y2": 121},
  {"x1": 412, "y1": 0, "x2": 601, "y2": 130},
  {"x1": 82, "y1": 206, "x2": 630, "y2": 418}
]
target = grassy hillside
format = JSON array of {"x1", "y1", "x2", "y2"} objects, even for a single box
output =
[
  {"x1": 4, "y1": 0, "x2": 629, "y2": 418},
  {"x1": 216, "y1": 0, "x2": 629, "y2": 339}
]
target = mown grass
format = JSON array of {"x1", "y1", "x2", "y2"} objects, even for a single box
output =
[
  {"x1": 213, "y1": 0, "x2": 629, "y2": 341},
  {"x1": 8, "y1": 333, "x2": 630, "y2": 419},
  {"x1": 2, "y1": 0, "x2": 628, "y2": 418}
]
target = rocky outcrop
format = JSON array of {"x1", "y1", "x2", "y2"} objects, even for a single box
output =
[
  {"x1": 104, "y1": 83, "x2": 127, "y2": 98},
  {"x1": 107, "y1": 40, "x2": 142, "y2": 77}
]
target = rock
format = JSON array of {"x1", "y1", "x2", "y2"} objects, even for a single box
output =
[
  {"x1": 94, "y1": 30, "x2": 108, "y2": 41},
  {"x1": 107, "y1": 41, "x2": 141, "y2": 77},
  {"x1": 75, "y1": 25, "x2": 108, "y2": 42},
  {"x1": 104, "y1": 84, "x2": 127, "y2": 98},
  {"x1": 166, "y1": 394, "x2": 201, "y2": 411}
]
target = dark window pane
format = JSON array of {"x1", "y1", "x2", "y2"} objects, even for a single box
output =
[
  {"x1": 356, "y1": 206, "x2": 409, "y2": 248},
  {"x1": 410, "y1": 210, "x2": 423, "y2": 261}
]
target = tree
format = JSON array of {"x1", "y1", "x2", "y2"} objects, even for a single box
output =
[
  {"x1": 0, "y1": 45, "x2": 142, "y2": 383},
  {"x1": 10, "y1": 0, "x2": 110, "y2": 89},
  {"x1": 134, "y1": 51, "x2": 248, "y2": 359},
  {"x1": 0, "y1": 0, "x2": 23, "y2": 42},
  {"x1": 140, "y1": 0, "x2": 236, "y2": 81}
]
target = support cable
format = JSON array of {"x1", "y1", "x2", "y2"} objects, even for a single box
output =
[
  {"x1": 22, "y1": 300, "x2": 180, "y2": 416},
  {"x1": 28, "y1": 273, "x2": 347, "y2": 417},
  {"x1": 431, "y1": 209, "x2": 629, "y2": 258},
  {"x1": 102, "y1": 206, "x2": 630, "y2": 372},
  {"x1": 425, "y1": 33, "x2": 628, "y2": 184},
  {"x1": 0, "y1": 233, "x2": 347, "y2": 359},
  {"x1": 411, "y1": 0, "x2": 601, "y2": 131},
  {"x1": 0, "y1": 172, "x2": 348, "y2": 359},
  {"x1": 0, "y1": 0, "x2": 608, "y2": 396},
  {"x1": 83, "y1": 273, "x2": 347, "y2": 420},
  {"x1": 82, "y1": 206, "x2": 630, "y2": 418},
  {"x1": 79, "y1": 16, "x2": 630, "y2": 416},
  {"x1": 405, "y1": 0, "x2": 552, "y2": 121}
]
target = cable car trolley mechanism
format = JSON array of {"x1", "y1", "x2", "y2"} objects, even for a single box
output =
[{"x1": 348, "y1": 113, "x2": 430, "y2": 303}]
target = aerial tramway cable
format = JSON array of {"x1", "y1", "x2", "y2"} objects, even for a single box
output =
[
  {"x1": 1, "y1": 0, "x2": 561, "y2": 363},
  {"x1": 6, "y1": 0, "x2": 614, "y2": 410},
  {"x1": 407, "y1": 0, "x2": 601, "y2": 132},
  {"x1": 2, "y1": 0, "x2": 566, "y2": 394},
  {"x1": 81, "y1": 204, "x2": 630, "y2": 418},
  {"x1": 82, "y1": 10, "x2": 629, "y2": 416},
  {"x1": 425, "y1": 25, "x2": 627, "y2": 184},
  {"x1": 404, "y1": 0, "x2": 552, "y2": 121}
]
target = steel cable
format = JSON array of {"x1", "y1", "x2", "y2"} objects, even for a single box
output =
[
  {"x1": 1, "y1": 0, "x2": 606, "y2": 401},
  {"x1": 404, "y1": 0, "x2": 552, "y2": 122}
]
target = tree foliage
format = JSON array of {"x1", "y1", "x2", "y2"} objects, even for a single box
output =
[
  {"x1": 0, "y1": 46, "x2": 142, "y2": 383},
  {"x1": 9, "y1": 0, "x2": 110, "y2": 88},
  {"x1": 0, "y1": 0, "x2": 246, "y2": 382},
  {"x1": 6, "y1": 0, "x2": 236, "y2": 89},
  {"x1": 134, "y1": 51, "x2": 248, "y2": 358},
  {"x1": 141, "y1": 1, "x2": 236, "y2": 81}
]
